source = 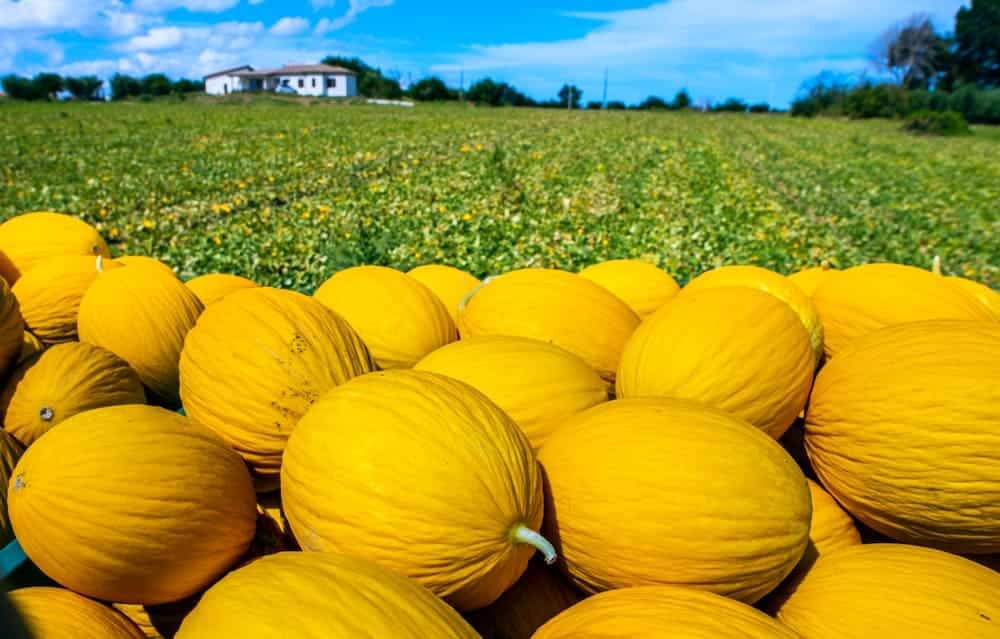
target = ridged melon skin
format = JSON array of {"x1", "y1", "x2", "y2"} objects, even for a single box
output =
[
  {"x1": 684, "y1": 264, "x2": 824, "y2": 361},
  {"x1": 8, "y1": 405, "x2": 257, "y2": 604},
  {"x1": 946, "y1": 275, "x2": 1000, "y2": 318},
  {"x1": 533, "y1": 585, "x2": 800, "y2": 639},
  {"x1": 415, "y1": 336, "x2": 608, "y2": 450},
  {"x1": 458, "y1": 268, "x2": 640, "y2": 383},
  {"x1": 12, "y1": 255, "x2": 120, "y2": 344},
  {"x1": 776, "y1": 544, "x2": 1000, "y2": 639},
  {"x1": 806, "y1": 320, "x2": 1000, "y2": 554},
  {"x1": 812, "y1": 262, "x2": 993, "y2": 359},
  {"x1": 616, "y1": 287, "x2": 814, "y2": 439},
  {"x1": 115, "y1": 256, "x2": 177, "y2": 278},
  {"x1": 788, "y1": 264, "x2": 837, "y2": 297},
  {"x1": 177, "y1": 552, "x2": 480, "y2": 639},
  {"x1": 282, "y1": 370, "x2": 545, "y2": 611},
  {"x1": 11, "y1": 587, "x2": 145, "y2": 639},
  {"x1": 0, "y1": 277, "x2": 24, "y2": 378},
  {"x1": 185, "y1": 273, "x2": 258, "y2": 307},
  {"x1": 578, "y1": 259, "x2": 680, "y2": 319},
  {"x1": 4, "y1": 342, "x2": 146, "y2": 446},
  {"x1": 538, "y1": 398, "x2": 811, "y2": 603},
  {"x1": 466, "y1": 559, "x2": 583, "y2": 639},
  {"x1": 407, "y1": 264, "x2": 480, "y2": 324},
  {"x1": 179, "y1": 287, "x2": 374, "y2": 484},
  {"x1": 78, "y1": 266, "x2": 203, "y2": 408},
  {"x1": 314, "y1": 265, "x2": 456, "y2": 369},
  {"x1": 0, "y1": 430, "x2": 23, "y2": 545},
  {"x1": 17, "y1": 330, "x2": 44, "y2": 366},
  {"x1": 0, "y1": 212, "x2": 109, "y2": 284}
]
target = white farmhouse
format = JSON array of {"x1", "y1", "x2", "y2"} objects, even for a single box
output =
[{"x1": 204, "y1": 64, "x2": 358, "y2": 98}]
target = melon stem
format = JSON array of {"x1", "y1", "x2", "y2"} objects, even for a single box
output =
[
  {"x1": 96, "y1": 255, "x2": 104, "y2": 273},
  {"x1": 510, "y1": 523, "x2": 557, "y2": 565},
  {"x1": 456, "y1": 275, "x2": 495, "y2": 316},
  {"x1": 932, "y1": 255, "x2": 942, "y2": 275}
]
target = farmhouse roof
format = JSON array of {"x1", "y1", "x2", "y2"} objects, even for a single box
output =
[
  {"x1": 229, "y1": 64, "x2": 357, "y2": 78},
  {"x1": 203, "y1": 65, "x2": 253, "y2": 80}
]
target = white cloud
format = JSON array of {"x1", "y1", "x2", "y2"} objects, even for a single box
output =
[
  {"x1": 315, "y1": 0, "x2": 393, "y2": 34},
  {"x1": 269, "y1": 17, "x2": 310, "y2": 37},
  {"x1": 0, "y1": 36, "x2": 64, "y2": 73},
  {"x1": 130, "y1": 0, "x2": 241, "y2": 13},
  {"x1": 118, "y1": 22, "x2": 263, "y2": 53},
  {"x1": 121, "y1": 26, "x2": 185, "y2": 51}
]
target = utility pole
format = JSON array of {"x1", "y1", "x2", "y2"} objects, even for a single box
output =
[
  {"x1": 459, "y1": 70, "x2": 464, "y2": 102},
  {"x1": 602, "y1": 68, "x2": 608, "y2": 109}
]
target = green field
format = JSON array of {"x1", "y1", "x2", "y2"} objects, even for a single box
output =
[{"x1": 1, "y1": 99, "x2": 997, "y2": 289}]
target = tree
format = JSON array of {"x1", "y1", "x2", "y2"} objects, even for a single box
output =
[
  {"x1": 585, "y1": 101, "x2": 603, "y2": 110},
  {"x1": 409, "y1": 77, "x2": 454, "y2": 101},
  {"x1": 110, "y1": 74, "x2": 142, "y2": 100},
  {"x1": 64, "y1": 76, "x2": 103, "y2": 100},
  {"x1": 953, "y1": 0, "x2": 1000, "y2": 88},
  {"x1": 713, "y1": 97, "x2": 749, "y2": 112},
  {"x1": 748, "y1": 102, "x2": 771, "y2": 113},
  {"x1": 638, "y1": 95, "x2": 669, "y2": 110},
  {"x1": 2, "y1": 75, "x2": 43, "y2": 100},
  {"x1": 31, "y1": 73, "x2": 64, "y2": 99},
  {"x1": 869, "y1": 14, "x2": 950, "y2": 89},
  {"x1": 606, "y1": 100, "x2": 626, "y2": 110},
  {"x1": 140, "y1": 73, "x2": 172, "y2": 96},
  {"x1": 557, "y1": 84, "x2": 582, "y2": 109},
  {"x1": 322, "y1": 55, "x2": 402, "y2": 99},
  {"x1": 670, "y1": 89, "x2": 692, "y2": 110},
  {"x1": 172, "y1": 79, "x2": 204, "y2": 93},
  {"x1": 465, "y1": 78, "x2": 532, "y2": 106},
  {"x1": 321, "y1": 56, "x2": 371, "y2": 74}
]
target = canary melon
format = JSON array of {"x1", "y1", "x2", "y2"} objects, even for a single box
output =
[
  {"x1": 805, "y1": 320, "x2": 1000, "y2": 554},
  {"x1": 538, "y1": 398, "x2": 810, "y2": 602},
  {"x1": 0, "y1": 430, "x2": 23, "y2": 545},
  {"x1": 407, "y1": 264, "x2": 480, "y2": 324},
  {"x1": 0, "y1": 249, "x2": 17, "y2": 287},
  {"x1": 115, "y1": 255, "x2": 178, "y2": 278},
  {"x1": 12, "y1": 255, "x2": 120, "y2": 344},
  {"x1": 8, "y1": 404, "x2": 257, "y2": 604},
  {"x1": 282, "y1": 370, "x2": 551, "y2": 611},
  {"x1": 176, "y1": 552, "x2": 480, "y2": 639},
  {"x1": 465, "y1": 559, "x2": 583, "y2": 639},
  {"x1": 3, "y1": 342, "x2": 146, "y2": 447},
  {"x1": 812, "y1": 262, "x2": 992, "y2": 359},
  {"x1": 946, "y1": 275, "x2": 1000, "y2": 318},
  {"x1": 534, "y1": 585, "x2": 800, "y2": 639},
  {"x1": 775, "y1": 544, "x2": 1000, "y2": 639},
  {"x1": 788, "y1": 262, "x2": 837, "y2": 297},
  {"x1": 458, "y1": 268, "x2": 640, "y2": 383},
  {"x1": 113, "y1": 598, "x2": 199, "y2": 639},
  {"x1": 10, "y1": 587, "x2": 144, "y2": 639},
  {"x1": 185, "y1": 273, "x2": 258, "y2": 307},
  {"x1": 0, "y1": 277, "x2": 24, "y2": 378},
  {"x1": 314, "y1": 265, "x2": 456, "y2": 369},
  {"x1": 415, "y1": 336, "x2": 607, "y2": 450},
  {"x1": 179, "y1": 287, "x2": 374, "y2": 486},
  {"x1": 78, "y1": 265, "x2": 203, "y2": 408},
  {"x1": 17, "y1": 330, "x2": 44, "y2": 366},
  {"x1": 684, "y1": 265, "x2": 824, "y2": 361},
  {"x1": 617, "y1": 287, "x2": 814, "y2": 439},
  {"x1": 578, "y1": 259, "x2": 680, "y2": 319},
  {"x1": 0, "y1": 212, "x2": 109, "y2": 284}
]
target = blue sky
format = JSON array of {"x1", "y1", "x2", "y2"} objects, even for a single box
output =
[{"x1": 1, "y1": 1, "x2": 967, "y2": 106}]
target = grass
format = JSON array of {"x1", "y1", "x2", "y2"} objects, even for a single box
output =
[{"x1": 0, "y1": 100, "x2": 997, "y2": 289}]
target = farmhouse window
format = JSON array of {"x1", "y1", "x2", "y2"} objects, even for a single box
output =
[
  {"x1": 298, "y1": 78, "x2": 304, "y2": 88},
  {"x1": 326, "y1": 77, "x2": 336, "y2": 89},
  {"x1": 312, "y1": 78, "x2": 316, "y2": 88}
]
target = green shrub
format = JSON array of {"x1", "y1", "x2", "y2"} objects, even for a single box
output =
[{"x1": 903, "y1": 110, "x2": 971, "y2": 136}]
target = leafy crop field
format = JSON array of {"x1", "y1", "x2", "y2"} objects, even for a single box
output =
[{"x1": 1, "y1": 100, "x2": 997, "y2": 289}]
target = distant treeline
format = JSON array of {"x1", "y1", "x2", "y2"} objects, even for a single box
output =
[
  {"x1": 0, "y1": 72, "x2": 204, "y2": 101},
  {"x1": 791, "y1": 81, "x2": 1000, "y2": 124}
]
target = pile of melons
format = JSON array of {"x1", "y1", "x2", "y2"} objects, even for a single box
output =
[{"x1": 0, "y1": 211, "x2": 998, "y2": 639}]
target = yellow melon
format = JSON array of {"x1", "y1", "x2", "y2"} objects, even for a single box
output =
[
  {"x1": 313, "y1": 265, "x2": 456, "y2": 369},
  {"x1": 115, "y1": 255, "x2": 178, "y2": 278},
  {"x1": 176, "y1": 552, "x2": 481, "y2": 639},
  {"x1": 617, "y1": 287, "x2": 814, "y2": 439},
  {"x1": 534, "y1": 585, "x2": 799, "y2": 639},
  {"x1": 16, "y1": 330, "x2": 44, "y2": 366},
  {"x1": 78, "y1": 265, "x2": 203, "y2": 408},
  {"x1": 179, "y1": 287, "x2": 374, "y2": 486},
  {"x1": 578, "y1": 259, "x2": 680, "y2": 319},
  {"x1": 113, "y1": 598, "x2": 199, "y2": 639},
  {"x1": 414, "y1": 336, "x2": 607, "y2": 450},
  {"x1": 0, "y1": 212, "x2": 109, "y2": 284},
  {"x1": 0, "y1": 277, "x2": 24, "y2": 378},
  {"x1": 10, "y1": 587, "x2": 144, "y2": 639},
  {"x1": 3, "y1": 342, "x2": 146, "y2": 447},
  {"x1": 683, "y1": 265, "x2": 824, "y2": 361},
  {"x1": 282, "y1": 370, "x2": 551, "y2": 611},
  {"x1": 185, "y1": 273, "x2": 258, "y2": 307},
  {"x1": 465, "y1": 559, "x2": 583, "y2": 639},
  {"x1": 946, "y1": 275, "x2": 1000, "y2": 318},
  {"x1": 805, "y1": 320, "x2": 1000, "y2": 554},
  {"x1": 775, "y1": 544, "x2": 1000, "y2": 639},
  {"x1": 812, "y1": 262, "x2": 992, "y2": 359},
  {"x1": 0, "y1": 249, "x2": 18, "y2": 287},
  {"x1": 257, "y1": 490, "x2": 290, "y2": 538},
  {"x1": 458, "y1": 268, "x2": 640, "y2": 383},
  {"x1": 788, "y1": 262, "x2": 837, "y2": 297},
  {"x1": 11, "y1": 255, "x2": 120, "y2": 345},
  {"x1": 407, "y1": 264, "x2": 480, "y2": 324},
  {"x1": 538, "y1": 398, "x2": 811, "y2": 602},
  {"x1": 0, "y1": 430, "x2": 23, "y2": 546},
  {"x1": 8, "y1": 404, "x2": 257, "y2": 604}
]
